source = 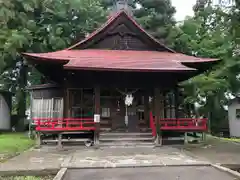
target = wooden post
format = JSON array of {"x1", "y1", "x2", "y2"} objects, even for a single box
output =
[
  {"x1": 174, "y1": 87, "x2": 179, "y2": 119},
  {"x1": 144, "y1": 90, "x2": 149, "y2": 127},
  {"x1": 94, "y1": 86, "x2": 100, "y2": 147},
  {"x1": 154, "y1": 88, "x2": 161, "y2": 146}
]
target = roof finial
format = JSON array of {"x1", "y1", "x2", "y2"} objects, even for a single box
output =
[{"x1": 111, "y1": 0, "x2": 133, "y2": 16}]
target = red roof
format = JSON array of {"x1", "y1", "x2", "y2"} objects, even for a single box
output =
[
  {"x1": 22, "y1": 11, "x2": 219, "y2": 72},
  {"x1": 23, "y1": 49, "x2": 218, "y2": 72}
]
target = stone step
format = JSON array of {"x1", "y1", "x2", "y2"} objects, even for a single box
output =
[
  {"x1": 100, "y1": 132, "x2": 152, "y2": 137},
  {"x1": 99, "y1": 137, "x2": 154, "y2": 142},
  {"x1": 100, "y1": 141, "x2": 154, "y2": 148},
  {"x1": 99, "y1": 132, "x2": 154, "y2": 147},
  {"x1": 42, "y1": 138, "x2": 92, "y2": 143},
  {"x1": 60, "y1": 131, "x2": 91, "y2": 135},
  {"x1": 100, "y1": 128, "x2": 152, "y2": 133}
]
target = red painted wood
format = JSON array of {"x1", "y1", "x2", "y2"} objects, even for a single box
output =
[
  {"x1": 33, "y1": 118, "x2": 96, "y2": 132},
  {"x1": 149, "y1": 111, "x2": 208, "y2": 132},
  {"x1": 149, "y1": 111, "x2": 156, "y2": 136}
]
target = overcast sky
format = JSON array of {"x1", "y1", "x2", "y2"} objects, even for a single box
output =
[{"x1": 171, "y1": 0, "x2": 196, "y2": 21}]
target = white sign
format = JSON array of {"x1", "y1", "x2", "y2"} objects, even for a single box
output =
[
  {"x1": 125, "y1": 94, "x2": 134, "y2": 106},
  {"x1": 94, "y1": 114, "x2": 100, "y2": 123}
]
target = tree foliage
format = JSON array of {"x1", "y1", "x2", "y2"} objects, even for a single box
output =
[
  {"x1": 171, "y1": 0, "x2": 239, "y2": 131},
  {"x1": 134, "y1": 0, "x2": 176, "y2": 43},
  {"x1": 0, "y1": 0, "x2": 106, "y2": 129}
]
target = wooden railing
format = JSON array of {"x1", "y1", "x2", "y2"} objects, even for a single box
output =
[
  {"x1": 149, "y1": 112, "x2": 208, "y2": 133},
  {"x1": 32, "y1": 117, "x2": 96, "y2": 132}
]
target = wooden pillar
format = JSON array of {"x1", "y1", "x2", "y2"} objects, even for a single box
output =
[
  {"x1": 154, "y1": 88, "x2": 161, "y2": 145},
  {"x1": 144, "y1": 90, "x2": 149, "y2": 126},
  {"x1": 94, "y1": 86, "x2": 100, "y2": 147},
  {"x1": 163, "y1": 91, "x2": 166, "y2": 119},
  {"x1": 66, "y1": 89, "x2": 70, "y2": 117},
  {"x1": 174, "y1": 87, "x2": 179, "y2": 119}
]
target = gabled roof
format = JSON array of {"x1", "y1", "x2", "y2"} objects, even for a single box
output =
[
  {"x1": 22, "y1": 11, "x2": 220, "y2": 73},
  {"x1": 67, "y1": 11, "x2": 175, "y2": 52}
]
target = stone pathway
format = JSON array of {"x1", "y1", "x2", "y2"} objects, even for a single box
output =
[
  {"x1": 0, "y1": 146, "x2": 209, "y2": 175},
  {"x1": 62, "y1": 146, "x2": 209, "y2": 168},
  {"x1": 64, "y1": 166, "x2": 238, "y2": 180},
  {"x1": 0, "y1": 146, "x2": 76, "y2": 175}
]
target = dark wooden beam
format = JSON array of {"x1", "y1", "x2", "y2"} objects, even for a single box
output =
[
  {"x1": 144, "y1": 90, "x2": 149, "y2": 127},
  {"x1": 174, "y1": 87, "x2": 179, "y2": 119},
  {"x1": 63, "y1": 79, "x2": 68, "y2": 118},
  {"x1": 94, "y1": 85, "x2": 100, "y2": 146},
  {"x1": 154, "y1": 88, "x2": 160, "y2": 144}
]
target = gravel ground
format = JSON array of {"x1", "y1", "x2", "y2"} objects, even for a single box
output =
[{"x1": 182, "y1": 136, "x2": 240, "y2": 165}]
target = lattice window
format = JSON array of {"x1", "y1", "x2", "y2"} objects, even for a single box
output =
[
  {"x1": 69, "y1": 88, "x2": 94, "y2": 118},
  {"x1": 31, "y1": 98, "x2": 63, "y2": 119}
]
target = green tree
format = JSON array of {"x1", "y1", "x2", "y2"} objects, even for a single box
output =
[
  {"x1": 134, "y1": 0, "x2": 176, "y2": 44},
  {"x1": 0, "y1": 0, "x2": 106, "y2": 130},
  {"x1": 171, "y1": 1, "x2": 234, "y2": 132}
]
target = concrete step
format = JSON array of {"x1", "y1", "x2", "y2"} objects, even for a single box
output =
[
  {"x1": 100, "y1": 141, "x2": 155, "y2": 148},
  {"x1": 60, "y1": 131, "x2": 91, "y2": 135},
  {"x1": 100, "y1": 132, "x2": 152, "y2": 137},
  {"x1": 99, "y1": 137, "x2": 154, "y2": 142},
  {"x1": 42, "y1": 138, "x2": 92, "y2": 143},
  {"x1": 99, "y1": 132, "x2": 154, "y2": 147}
]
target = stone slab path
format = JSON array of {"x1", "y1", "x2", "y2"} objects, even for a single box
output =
[
  {"x1": 0, "y1": 146, "x2": 209, "y2": 175},
  {"x1": 62, "y1": 146, "x2": 209, "y2": 168},
  {"x1": 0, "y1": 146, "x2": 76, "y2": 175},
  {"x1": 64, "y1": 166, "x2": 238, "y2": 180}
]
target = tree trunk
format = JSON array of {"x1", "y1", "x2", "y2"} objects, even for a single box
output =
[{"x1": 16, "y1": 60, "x2": 27, "y2": 131}]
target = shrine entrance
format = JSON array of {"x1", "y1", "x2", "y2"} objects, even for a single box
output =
[
  {"x1": 110, "y1": 88, "x2": 143, "y2": 133},
  {"x1": 67, "y1": 88, "x2": 147, "y2": 133}
]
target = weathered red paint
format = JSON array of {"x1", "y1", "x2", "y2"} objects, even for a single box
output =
[
  {"x1": 33, "y1": 118, "x2": 96, "y2": 132},
  {"x1": 149, "y1": 111, "x2": 156, "y2": 136},
  {"x1": 22, "y1": 49, "x2": 218, "y2": 72},
  {"x1": 149, "y1": 112, "x2": 208, "y2": 133}
]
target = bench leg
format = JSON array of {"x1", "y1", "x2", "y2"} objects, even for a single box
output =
[
  {"x1": 36, "y1": 132, "x2": 42, "y2": 148},
  {"x1": 184, "y1": 132, "x2": 188, "y2": 144},
  {"x1": 94, "y1": 132, "x2": 99, "y2": 148},
  {"x1": 57, "y1": 133, "x2": 63, "y2": 149},
  {"x1": 202, "y1": 132, "x2": 206, "y2": 142}
]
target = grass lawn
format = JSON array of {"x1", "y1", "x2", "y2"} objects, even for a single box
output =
[
  {"x1": 0, "y1": 133, "x2": 35, "y2": 162},
  {"x1": 219, "y1": 137, "x2": 240, "y2": 143}
]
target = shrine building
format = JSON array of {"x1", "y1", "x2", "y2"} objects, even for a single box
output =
[{"x1": 23, "y1": 1, "x2": 219, "y2": 146}]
